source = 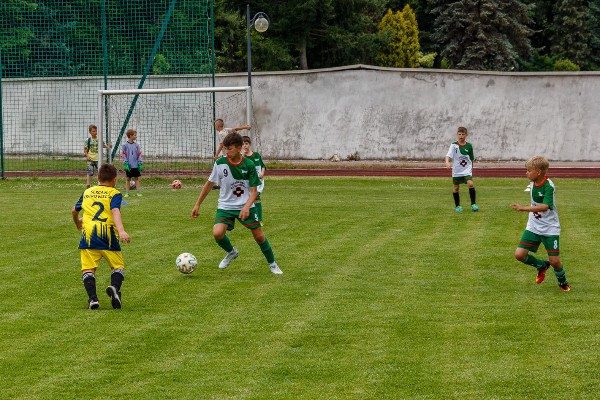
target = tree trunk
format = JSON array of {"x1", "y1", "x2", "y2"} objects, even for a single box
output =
[{"x1": 299, "y1": 38, "x2": 308, "y2": 70}]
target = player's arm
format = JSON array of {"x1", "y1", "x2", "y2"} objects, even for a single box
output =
[
  {"x1": 233, "y1": 124, "x2": 251, "y2": 131},
  {"x1": 444, "y1": 156, "x2": 452, "y2": 169},
  {"x1": 239, "y1": 186, "x2": 258, "y2": 221},
  {"x1": 84, "y1": 147, "x2": 90, "y2": 161},
  {"x1": 191, "y1": 180, "x2": 215, "y2": 218},
  {"x1": 511, "y1": 203, "x2": 550, "y2": 212},
  {"x1": 72, "y1": 207, "x2": 82, "y2": 230},
  {"x1": 111, "y1": 207, "x2": 130, "y2": 242}
]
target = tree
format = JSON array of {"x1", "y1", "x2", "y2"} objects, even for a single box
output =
[
  {"x1": 551, "y1": 0, "x2": 592, "y2": 68},
  {"x1": 428, "y1": 0, "x2": 533, "y2": 71},
  {"x1": 375, "y1": 5, "x2": 420, "y2": 68},
  {"x1": 590, "y1": 0, "x2": 600, "y2": 67}
]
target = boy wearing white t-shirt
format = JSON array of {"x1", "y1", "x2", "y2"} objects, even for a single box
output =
[{"x1": 445, "y1": 127, "x2": 478, "y2": 212}]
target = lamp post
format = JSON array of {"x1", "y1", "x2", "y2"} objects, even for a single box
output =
[{"x1": 246, "y1": 4, "x2": 269, "y2": 87}]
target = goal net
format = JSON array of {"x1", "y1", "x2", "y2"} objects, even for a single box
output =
[{"x1": 98, "y1": 86, "x2": 252, "y2": 174}]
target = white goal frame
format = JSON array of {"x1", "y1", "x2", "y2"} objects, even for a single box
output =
[{"x1": 96, "y1": 86, "x2": 251, "y2": 168}]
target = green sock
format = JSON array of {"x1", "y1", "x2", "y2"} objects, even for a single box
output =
[
  {"x1": 216, "y1": 236, "x2": 234, "y2": 253},
  {"x1": 258, "y1": 238, "x2": 275, "y2": 264},
  {"x1": 523, "y1": 254, "x2": 546, "y2": 270},
  {"x1": 553, "y1": 267, "x2": 568, "y2": 285}
]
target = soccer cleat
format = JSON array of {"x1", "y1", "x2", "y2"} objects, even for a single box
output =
[
  {"x1": 536, "y1": 261, "x2": 550, "y2": 284},
  {"x1": 136, "y1": 193, "x2": 143, "y2": 197},
  {"x1": 559, "y1": 283, "x2": 571, "y2": 292},
  {"x1": 455, "y1": 206, "x2": 463, "y2": 212},
  {"x1": 88, "y1": 296, "x2": 100, "y2": 310},
  {"x1": 471, "y1": 204, "x2": 479, "y2": 212},
  {"x1": 124, "y1": 193, "x2": 130, "y2": 198},
  {"x1": 106, "y1": 286, "x2": 122, "y2": 309},
  {"x1": 219, "y1": 248, "x2": 238, "y2": 269},
  {"x1": 270, "y1": 262, "x2": 283, "y2": 275}
]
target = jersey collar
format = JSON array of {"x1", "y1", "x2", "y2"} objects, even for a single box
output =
[
  {"x1": 534, "y1": 176, "x2": 548, "y2": 187},
  {"x1": 227, "y1": 155, "x2": 244, "y2": 166}
]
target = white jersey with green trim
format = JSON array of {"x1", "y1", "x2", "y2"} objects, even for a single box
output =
[
  {"x1": 247, "y1": 151, "x2": 265, "y2": 193},
  {"x1": 525, "y1": 178, "x2": 560, "y2": 236},
  {"x1": 208, "y1": 156, "x2": 260, "y2": 210},
  {"x1": 446, "y1": 141, "x2": 474, "y2": 177}
]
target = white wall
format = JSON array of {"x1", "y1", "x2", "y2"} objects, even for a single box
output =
[{"x1": 3, "y1": 65, "x2": 600, "y2": 161}]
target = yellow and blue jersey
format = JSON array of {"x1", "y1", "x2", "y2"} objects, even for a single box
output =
[{"x1": 74, "y1": 185, "x2": 123, "y2": 251}]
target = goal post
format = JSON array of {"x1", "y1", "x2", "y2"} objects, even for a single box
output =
[{"x1": 97, "y1": 86, "x2": 251, "y2": 172}]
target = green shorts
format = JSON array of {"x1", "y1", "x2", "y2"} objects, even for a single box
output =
[
  {"x1": 215, "y1": 208, "x2": 261, "y2": 231},
  {"x1": 452, "y1": 175, "x2": 473, "y2": 185},
  {"x1": 517, "y1": 229, "x2": 560, "y2": 256}
]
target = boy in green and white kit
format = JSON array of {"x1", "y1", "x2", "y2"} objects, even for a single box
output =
[
  {"x1": 192, "y1": 132, "x2": 282, "y2": 275},
  {"x1": 242, "y1": 135, "x2": 266, "y2": 223},
  {"x1": 512, "y1": 156, "x2": 570, "y2": 291},
  {"x1": 445, "y1": 127, "x2": 478, "y2": 212}
]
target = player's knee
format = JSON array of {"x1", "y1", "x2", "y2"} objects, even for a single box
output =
[{"x1": 514, "y1": 249, "x2": 527, "y2": 262}]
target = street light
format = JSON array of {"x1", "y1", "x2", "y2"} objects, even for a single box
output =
[{"x1": 246, "y1": 4, "x2": 270, "y2": 87}]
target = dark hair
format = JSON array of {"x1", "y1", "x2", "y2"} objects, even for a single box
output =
[
  {"x1": 88, "y1": 124, "x2": 97, "y2": 131},
  {"x1": 223, "y1": 131, "x2": 243, "y2": 148},
  {"x1": 242, "y1": 135, "x2": 251, "y2": 144},
  {"x1": 98, "y1": 163, "x2": 117, "y2": 182},
  {"x1": 457, "y1": 126, "x2": 468, "y2": 134}
]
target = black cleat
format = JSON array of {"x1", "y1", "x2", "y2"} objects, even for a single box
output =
[
  {"x1": 105, "y1": 286, "x2": 122, "y2": 309},
  {"x1": 88, "y1": 296, "x2": 100, "y2": 310}
]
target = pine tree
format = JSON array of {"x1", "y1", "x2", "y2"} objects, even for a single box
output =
[
  {"x1": 376, "y1": 5, "x2": 420, "y2": 67},
  {"x1": 551, "y1": 0, "x2": 592, "y2": 67},
  {"x1": 428, "y1": 0, "x2": 533, "y2": 71}
]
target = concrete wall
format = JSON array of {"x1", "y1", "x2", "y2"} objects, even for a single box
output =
[
  {"x1": 217, "y1": 65, "x2": 600, "y2": 161},
  {"x1": 3, "y1": 65, "x2": 600, "y2": 161}
]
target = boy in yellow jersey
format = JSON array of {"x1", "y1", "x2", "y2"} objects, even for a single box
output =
[{"x1": 72, "y1": 163, "x2": 131, "y2": 309}]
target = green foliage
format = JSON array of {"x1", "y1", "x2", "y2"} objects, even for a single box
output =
[
  {"x1": 551, "y1": 0, "x2": 592, "y2": 68},
  {"x1": 553, "y1": 58, "x2": 581, "y2": 71},
  {"x1": 2, "y1": 176, "x2": 600, "y2": 398},
  {"x1": 375, "y1": 5, "x2": 420, "y2": 68},
  {"x1": 417, "y1": 51, "x2": 436, "y2": 68},
  {"x1": 429, "y1": 0, "x2": 533, "y2": 71}
]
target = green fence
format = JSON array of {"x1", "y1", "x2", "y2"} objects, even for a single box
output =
[{"x1": 0, "y1": 0, "x2": 225, "y2": 178}]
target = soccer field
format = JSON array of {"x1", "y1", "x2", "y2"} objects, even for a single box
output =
[{"x1": 1, "y1": 176, "x2": 599, "y2": 399}]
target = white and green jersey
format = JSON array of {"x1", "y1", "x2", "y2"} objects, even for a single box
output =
[
  {"x1": 446, "y1": 141, "x2": 474, "y2": 177},
  {"x1": 247, "y1": 151, "x2": 265, "y2": 193},
  {"x1": 208, "y1": 156, "x2": 260, "y2": 210},
  {"x1": 525, "y1": 177, "x2": 560, "y2": 236}
]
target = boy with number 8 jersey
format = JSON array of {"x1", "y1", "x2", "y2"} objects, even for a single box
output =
[
  {"x1": 512, "y1": 156, "x2": 570, "y2": 291},
  {"x1": 191, "y1": 132, "x2": 282, "y2": 275}
]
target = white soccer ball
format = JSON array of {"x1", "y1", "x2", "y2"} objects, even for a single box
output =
[
  {"x1": 176, "y1": 252, "x2": 198, "y2": 274},
  {"x1": 130, "y1": 181, "x2": 136, "y2": 190},
  {"x1": 172, "y1": 179, "x2": 182, "y2": 189}
]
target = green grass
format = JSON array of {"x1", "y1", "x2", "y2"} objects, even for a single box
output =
[{"x1": 1, "y1": 176, "x2": 599, "y2": 399}]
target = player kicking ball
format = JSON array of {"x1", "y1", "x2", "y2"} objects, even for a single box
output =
[{"x1": 191, "y1": 132, "x2": 283, "y2": 275}]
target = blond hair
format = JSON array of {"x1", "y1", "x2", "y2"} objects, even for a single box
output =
[{"x1": 525, "y1": 156, "x2": 549, "y2": 174}]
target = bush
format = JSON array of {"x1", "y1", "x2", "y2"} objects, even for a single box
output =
[{"x1": 553, "y1": 58, "x2": 580, "y2": 71}]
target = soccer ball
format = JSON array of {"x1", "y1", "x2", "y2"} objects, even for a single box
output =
[
  {"x1": 176, "y1": 252, "x2": 198, "y2": 274},
  {"x1": 130, "y1": 181, "x2": 136, "y2": 190},
  {"x1": 172, "y1": 179, "x2": 182, "y2": 189}
]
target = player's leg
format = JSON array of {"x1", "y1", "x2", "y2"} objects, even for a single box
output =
[
  {"x1": 125, "y1": 175, "x2": 131, "y2": 197},
  {"x1": 86, "y1": 162, "x2": 94, "y2": 188},
  {"x1": 467, "y1": 178, "x2": 478, "y2": 211},
  {"x1": 105, "y1": 251, "x2": 125, "y2": 308},
  {"x1": 452, "y1": 180, "x2": 462, "y2": 211},
  {"x1": 542, "y1": 236, "x2": 570, "y2": 291},
  {"x1": 80, "y1": 250, "x2": 101, "y2": 309},
  {"x1": 516, "y1": 231, "x2": 550, "y2": 283},
  {"x1": 255, "y1": 193, "x2": 263, "y2": 223},
  {"x1": 213, "y1": 211, "x2": 238, "y2": 268},
  {"x1": 250, "y1": 227, "x2": 282, "y2": 274}
]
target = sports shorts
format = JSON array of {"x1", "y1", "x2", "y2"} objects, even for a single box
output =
[
  {"x1": 87, "y1": 161, "x2": 98, "y2": 176},
  {"x1": 517, "y1": 229, "x2": 560, "y2": 256},
  {"x1": 80, "y1": 249, "x2": 125, "y2": 271},
  {"x1": 126, "y1": 168, "x2": 141, "y2": 178},
  {"x1": 214, "y1": 208, "x2": 261, "y2": 231},
  {"x1": 452, "y1": 175, "x2": 473, "y2": 185}
]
